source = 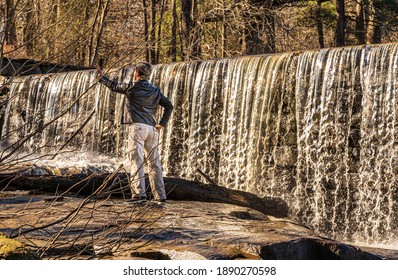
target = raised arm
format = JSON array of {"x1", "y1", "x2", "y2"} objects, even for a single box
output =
[
  {"x1": 96, "y1": 67, "x2": 131, "y2": 94},
  {"x1": 99, "y1": 76, "x2": 132, "y2": 93}
]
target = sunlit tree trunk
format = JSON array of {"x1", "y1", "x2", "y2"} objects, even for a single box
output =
[
  {"x1": 355, "y1": 0, "x2": 366, "y2": 44},
  {"x1": 221, "y1": 0, "x2": 227, "y2": 57},
  {"x1": 142, "y1": 0, "x2": 150, "y2": 62},
  {"x1": 149, "y1": 0, "x2": 157, "y2": 64},
  {"x1": 169, "y1": 0, "x2": 177, "y2": 62},
  {"x1": 82, "y1": 0, "x2": 92, "y2": 66},
  {"x1": 181, "y1": 0, "x2": 192, "y2": 60},
  {"x1": 92, "y1": 0, "x2": 109, "y2": 67},
  {"x1": 155, "y1": 0, "x2": 167, "y2": 64},
  {"x1": 366, "y1": 0, "x2": 381, "y2": 44},
  {"x1": 142, "y1": 0, "x2": 159, "y2": 64},
  {"x1": 356, "y1": 0, "x2": 382, "y2": 45},
  {"x1": 89, "y1": 0, "x2": 109, "y2": 67},
  {"x1": 54, "y1": 0, "x2": 62, "y2": 62}
]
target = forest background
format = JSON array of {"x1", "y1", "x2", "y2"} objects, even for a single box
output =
[{"x1": 1, "y1": 0, "x2": 398, "y2": 69}]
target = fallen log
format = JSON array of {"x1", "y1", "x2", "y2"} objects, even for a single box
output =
[
  {"x1": 164, "y1": 177, "x2": 288, "y2": 218},
  {"x1": 0, "y1": 172, "x2": 288, "y2": 218}
]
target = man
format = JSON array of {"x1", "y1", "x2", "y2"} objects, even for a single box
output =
[{"x1": 97, "y1": 62, "x2": 173, "y2": 206}]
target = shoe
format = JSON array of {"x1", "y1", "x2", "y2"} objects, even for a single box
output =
[
  {"x1": 126, "y1": 196, "x2": 147, "y2": 203},
  {"x1": 154, "y1": 199, "x2": 166, "y2": 207}
]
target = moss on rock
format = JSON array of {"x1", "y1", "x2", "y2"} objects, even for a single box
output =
[{"x1": 0, "y1": 232, "x2": 40, "y2": 260}]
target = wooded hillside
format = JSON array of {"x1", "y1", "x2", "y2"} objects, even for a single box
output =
[{"x1": 1, "y1": 0, "x2": 398, "y2": 68}]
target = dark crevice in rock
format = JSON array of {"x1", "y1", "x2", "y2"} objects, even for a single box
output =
[
  {"x1": 130, "y1": 251, "x2": 171, "y2": 260},
  {"x1": 229, "y1": 211, "x2": 263, "y2": 220},
  {"x1": 258, "y1": 238, "x2": 382, "y2": 260}
]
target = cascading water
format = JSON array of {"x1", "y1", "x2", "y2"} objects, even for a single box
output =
[
  {"x1": 0, "y1": 68, "x2": 133, "y2": 170},
  {"x1": 355, "y1": 45, "x2": 398, "y2": 243},
  {"x1": 1, "y1": 43, "x2": 398, "y2": 246}
]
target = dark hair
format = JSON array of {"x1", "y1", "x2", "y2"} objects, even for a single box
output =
[{"x1": 135, "y1": 62, "x2": 153, "y2": 80}]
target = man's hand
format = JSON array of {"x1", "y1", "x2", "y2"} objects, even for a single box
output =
[
  {"x1": 95, "y1": 66, "x2": 104, "y2": 78},
  {"x1": 155, "y1": 124, "x2": 164, "y2": 132}
]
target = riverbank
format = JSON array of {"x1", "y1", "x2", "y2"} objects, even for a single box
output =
[{"x1": 1, "y1": 189, "x2": 394, "y2": 260}]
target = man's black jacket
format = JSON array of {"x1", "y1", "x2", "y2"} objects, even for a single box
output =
[{"x1": 99, "y1": 76, "x2": 173, "y2": 127}]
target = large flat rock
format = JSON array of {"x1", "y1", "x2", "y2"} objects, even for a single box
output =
[{"x1": 0, "y1": 192, "x2": 391, "y2": 260}]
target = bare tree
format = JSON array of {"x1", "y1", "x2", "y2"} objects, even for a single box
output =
[{"x1": 3, "y1": 0, "x2": 398, "y2": 67}]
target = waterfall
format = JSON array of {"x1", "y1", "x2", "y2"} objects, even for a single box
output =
[{"x1": 1, "y1": 43, "x2": 398, "y2": 245}]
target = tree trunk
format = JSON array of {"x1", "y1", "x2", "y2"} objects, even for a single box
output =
[
  {"x1": 181, "y1": 0, "x2": 192, "y2": 60},
  {"x1": 316, "y1": 0, "x2": 325, "y2": 49},
  {"x1": 156, "y1": 0, "x2": 166, "y2": 64},
  {"x1": 0, "y1": 3, "x2": 6, "y2": 54},
  {"x1": 82, "y1": 0, "x2": 92, "y2": 66},
  {"x1": 356, "y1": 0, "x2": 381, "y2": 45},
  {"x1": 88, "y1": 0, "x2": 109, "y2": 67},
  {"x1": 149, "y1": 0, "x2": 157, "y2": 64},
  {"x1": 23, "y1": 1, "x2": 35, "y2": 57},
  {"x1": 56, "y1": 0, "x2": 62, "y2": 61},
  {"x1": 221, "y1": 0, "x2": 227, "y2": 58},
  {"x1": 181, "y1": 0, "x2": 199, "y2": 60},
  {"x1": 365, "y1": 0, "x2": 374, "y2": 44},
  {"x1": 142, "y1": 0, "x2": 150, "y2": 62},
  {"x1": 355, "y1": 0, "x2": 366, "y2": 44},
  {"x1": 4, "y1": 0, "x2": 17, "y2": 47},
  {"x1": 169, "y1": 0, "x2": 177, "y2": 62},
  {"x1": 335, "y1": 0, "x2": 345, "y2": 47},
  {"x1": 191, "y1": 0, "x2": 201, "y2": 59},
  {"x1": 91, "y1": 0, "x2": 109, "y2": 67},
  {"x1": 0, "y1": 173, "x2": 288, "y2": 218},
  {"x1": 368, "y1": 0, "x2": 381, "y2": 44}
]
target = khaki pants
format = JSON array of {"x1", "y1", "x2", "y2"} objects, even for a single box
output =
[{"x1": 127, "y1": 123, "x2": 166, "y2": 200}]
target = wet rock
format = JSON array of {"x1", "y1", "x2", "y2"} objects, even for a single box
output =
[
  {"x1": 0, "y1": 173, "x2": 289, "y2": 218},
  {"x1": 0, "y1": 192, "x2": 394, "y2": 260}
]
